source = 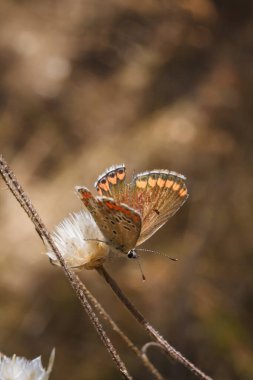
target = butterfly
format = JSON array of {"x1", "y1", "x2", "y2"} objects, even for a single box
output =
[{"x1": 76, "y1": 164, "x2": 188, "y2": 258}]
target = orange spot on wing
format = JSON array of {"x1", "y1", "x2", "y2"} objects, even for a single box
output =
[
  {"x1": 99, "y1": 181, "x2": 110, "y2": 192},
  {"x1": 108, "y1": 175, "x2": 117, "y2": 185},
  {"x1": 105, "y1": 201, "x2": 139, "y2": 223},
  {"x1": 157, "y1": 178, "x2": 165, "y2": 188},
  {"x1": 105, "y1": 201, "x2": 115, "y2": 209},
  {"x1": 166, "y1": 179, "x2": 173, "y2": 189},
  {"x1": 179, "y1": 188, "x2": 187, "y2": 197},
  {"x1": 148, "y1": 177, "x2": 157, "y2": 187},
  {"x1": 132, "y1": 214, "x2": 140, "y2": 223},
  {"x1": 79, "y1": 191, "x2": 93, "y2": 207},
  {"x1": 136, "y1": 179, "x2": 147, "y2": 189},
  {"x1": 81, "y1": 191, "x2": 93, "y2": 199},
  {"x1": 119, "y1": 207, "x2": 140, "y2": 222},
  {"x1": 117, "y1": 171, "x2": 125, "y2": 181},
  {"x1": 105, "y1": 202, "x2": 125, "y2": 213},
  {"x1": 172, "y1": 183, "x2": 180, "y2": 191}
]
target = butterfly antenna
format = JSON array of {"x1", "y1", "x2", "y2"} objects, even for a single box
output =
[
  {"x1": 136, "y1": 255, "x2": 146, "y2": 281},
  {"x1": 84, "y1": 238, "x2": 108, "y2": 244},
  {"x1": 136, "y1": 248, "x2": 178, "y2": 262}
]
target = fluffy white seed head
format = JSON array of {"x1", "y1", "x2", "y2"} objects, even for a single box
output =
[
  {"x1": 0, "y1": 349, "x2": 55, "y2": 380},
  {"x1": 45, "y1": 210, "x2": 109, "y2": 270}
]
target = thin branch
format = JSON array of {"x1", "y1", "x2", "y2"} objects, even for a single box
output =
[
  {"x1": 97, "y1": 266, "x2": 213, "y2": 380},
  {"x1": 77, "y1": 273, "x2": 166, "y2": 380},
  {"x1": 0, "y1": 155, "x2": 132, "y2": 380},
  {"x1": 142, "y1": 342, "x2": 165, "y2": 355}
]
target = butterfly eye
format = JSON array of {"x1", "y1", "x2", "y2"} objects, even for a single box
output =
[
  {"x1": 127, "y1": 250, "x2": 137, "y2": 259},
  {"x1": 101, "y1": 179, "x2": 107, "y2": 184},
  {"x1": 109, "y1": 172, "x2": 116, "y2": 178},
  {"x1": 118, "y1": 169, "x2": 124, "y2": 174}
]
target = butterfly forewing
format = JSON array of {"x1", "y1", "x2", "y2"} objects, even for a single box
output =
[
  {"x1": 97, "y1": 197, "x2": 141, "y2": 253},
  {"x1": 130, "y1": 170, "x2": 188, "y2": 245},
  {"x1": 77, "y1": 187, "x2": 141, "y2": 254}
]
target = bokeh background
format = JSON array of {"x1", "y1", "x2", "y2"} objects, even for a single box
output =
[{"x1": 0, "y1": 1, "x2": 253, "y2": 379}]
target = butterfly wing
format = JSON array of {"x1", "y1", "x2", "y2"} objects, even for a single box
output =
[
  {"x1": 129, "y1": 170, "x2": 188, "y2": 246},
  {"x1": 76, "y1": 186, "x2": 141, "y2": 254},
  {"x1": 93, "y1": 165, "x2": 188, "y2": 247},
  {"x1": 94, "y1": 164, "x2": 129, "y2": 203}
]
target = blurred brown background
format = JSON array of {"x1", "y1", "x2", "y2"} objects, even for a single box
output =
[{"x1": 0, "y1": 1, "x2": 253, "y2": 379}]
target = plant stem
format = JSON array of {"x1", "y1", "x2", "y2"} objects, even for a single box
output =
[
  {"x1": 78, "y1": 273, "x2": 166, "y2": 380},
  {"x1": 98, "y1": 266, "x2": 213, "y2": 380}
]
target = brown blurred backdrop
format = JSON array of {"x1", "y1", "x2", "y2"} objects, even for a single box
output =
[{"x1": 0, "y1": 1, "x2": 253, "y2": 379}]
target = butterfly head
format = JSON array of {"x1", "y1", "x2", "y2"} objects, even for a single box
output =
[{"x1": 127, "y1": 249, "x2": 137, "y2": 259}]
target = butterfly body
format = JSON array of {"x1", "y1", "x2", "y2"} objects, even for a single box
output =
[{"x1": 76, "y1": 164, "x2": 188, "y2": 257}]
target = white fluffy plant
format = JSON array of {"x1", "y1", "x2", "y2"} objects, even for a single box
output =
[
  {"x1": 0, "y1": 350, "x2": 55, "y2": 380},
  {"x1": 46, "y1": 210, "x2": 109, "y2": 270}
]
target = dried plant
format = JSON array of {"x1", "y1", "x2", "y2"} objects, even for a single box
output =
[
  {"x1": 0, "y1": 155, "x2": 131, "y2": 380},
  {"x1": 0, "y1": 350, "x2": 55, "y2": 380},
  {"x1": 0, "y1": 155, "x2": 213, "y2": 380}
]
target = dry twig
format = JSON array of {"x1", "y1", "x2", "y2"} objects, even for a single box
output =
[
  {"x1": 98, "y1": 266, "x2": 213, "y2": 380},
  {"x1": 77, "y1": 274, "x2": 166, "y2": 380},
  {"x1": 0, "y1": 154, "x2": 213, "y2": 380}
]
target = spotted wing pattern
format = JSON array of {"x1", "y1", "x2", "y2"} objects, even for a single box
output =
[
  {"x1": 130, "y1": 170, "x2": 188, "y2": 245},
  {"x1": 76, "y1": 186, "x2": 141, "y2": 254},
  {"x1": 94, "y1": 164, "x2": 128, "y2": 203},
  {"x1": 92, "y1": 165, "x2": 188, "y2": 250}
]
